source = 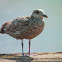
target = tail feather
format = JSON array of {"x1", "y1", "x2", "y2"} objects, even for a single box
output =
[
  {"x1": 0, "y1": 22, "x2": 8, "y2": 34},
  {"x1": 0, "y1": 29, "x2": 2, "y2": 33},
  {"x1": 0, "y1": 28, "x2": 5, "y2": 34}
]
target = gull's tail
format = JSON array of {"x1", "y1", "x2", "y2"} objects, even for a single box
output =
[
  {"x1": 0, "y1": 28, "x2": 5, "y2": 34},
  {"x1": 0, "y1": 22, "x2": 8, "y2": 34},
  {"x1": 0, "y1": 29, "x2": 2, "y2": 33}
]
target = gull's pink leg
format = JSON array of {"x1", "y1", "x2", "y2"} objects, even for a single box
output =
[
  {"x1": 29, "y1": 39, "x2": 31, "y2": 55},
  {"x1": 21, "y1": 39, "x2": 24, "y2": 56}
]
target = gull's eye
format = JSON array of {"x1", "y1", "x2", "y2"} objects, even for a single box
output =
[{"x1": 35, "y1": 11, "x2": 39, "y2": 14}]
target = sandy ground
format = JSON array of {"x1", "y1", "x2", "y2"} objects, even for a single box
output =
[{"x1": 0, "y1": 52, "x2": 62, "y2": 62}]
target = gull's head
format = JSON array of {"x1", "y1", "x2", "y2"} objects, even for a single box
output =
[{"x1": 32, "y1": 9, "x2": 48, "y2": 19}]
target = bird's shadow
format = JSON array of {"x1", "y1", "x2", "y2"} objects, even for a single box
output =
[
  {"x1": 0, "y1": 54, "x2": 33, "y2": 62},
  {"x1": 8, "y1": 56, "x2": 33, "y2": 62}
]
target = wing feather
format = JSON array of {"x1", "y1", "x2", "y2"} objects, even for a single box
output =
[{"x1": 5, "y1": 16, "x2": 31, "y2": 34}]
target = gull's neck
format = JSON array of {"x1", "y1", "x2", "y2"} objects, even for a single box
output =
[{"x1": 31, "y1": 16, "x2": 43, "y2": 21}]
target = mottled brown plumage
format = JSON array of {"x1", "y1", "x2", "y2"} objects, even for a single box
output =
[{"x1": 0, "y1": 9, "x2": 48, "y2": 56}]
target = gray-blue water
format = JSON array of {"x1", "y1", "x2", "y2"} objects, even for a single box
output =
[{"x1": 0, "y1": 0, "x2": 62, "y2": 53}]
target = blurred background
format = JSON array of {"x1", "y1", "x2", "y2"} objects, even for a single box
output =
[{"x1": 0, "y1": 0, "x2": 62, "y2": 53}]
